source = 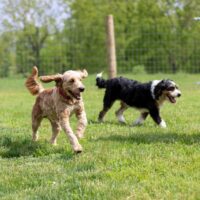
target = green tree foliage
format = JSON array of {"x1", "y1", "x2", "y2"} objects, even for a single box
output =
[
  {"x1": 1, "y1": 0, "x2": 68, "y2": 76},
  {"x1": 40, "y1": 33, "x2": 69, "y2": 74},
  {"x1": 1, "y1": 0, "x2": 200, "y2": 76},
  {"x1": 63, "y1": 0, "x2": 200, "y2": 73},
  {"x1": 0, "y1": 32, "x2": 16, "y2": 77}
]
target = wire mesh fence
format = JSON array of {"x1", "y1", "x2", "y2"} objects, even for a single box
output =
[
  {"x1": 116, "y1": 22, "x2": 200, "y2": 74},
  {"x1": 1, "y1": 16, "x2": 200, "y2": 77}
]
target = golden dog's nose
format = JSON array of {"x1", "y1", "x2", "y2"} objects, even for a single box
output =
[{"x1": 79, "y1": 87, "x2": 85, "y2": 92}]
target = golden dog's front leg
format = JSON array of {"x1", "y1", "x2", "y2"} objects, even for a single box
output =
[
  {"x1": 59, "y1": 111, "x2": 82, "y2": 153},
  {"x1": 75, "y1": 105, "x2": 87, "y2": 139}
]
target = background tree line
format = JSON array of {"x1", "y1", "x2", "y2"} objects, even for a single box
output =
[{"x1": 0, "y1": 0, "x2": 200, "y2": 77}]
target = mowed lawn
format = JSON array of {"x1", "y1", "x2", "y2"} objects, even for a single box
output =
[{"x1": 0, "y1": 73, "x2": 200, "y2": 200}]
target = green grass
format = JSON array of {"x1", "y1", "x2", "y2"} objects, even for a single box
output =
[{"x1": 0, "y1": 73, "x2": 200, "y2": 200}]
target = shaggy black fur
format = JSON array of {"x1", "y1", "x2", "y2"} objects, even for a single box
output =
[{"x1": 96, "y1": 76, "x2": 178, "y2": 126}]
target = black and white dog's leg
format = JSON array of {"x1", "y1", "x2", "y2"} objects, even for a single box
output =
[
  {"x1": 149, "y1": 108, "x2": 166, "y2": 128},
  {"x1": 133, "y1": 112, "x2": 149, "y2": 126},
  {"x1": 98, "y1": 92, "x2": 115, "y2": 122},
  {"x1": 115, "y1": 101, "x2": 128, "y2": 123},
  {"x1": 98, "y1": 106, "x2": 110, "y2": 122}
]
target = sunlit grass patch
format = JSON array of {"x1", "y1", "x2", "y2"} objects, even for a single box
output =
[{"x1": 0, "y1": 74, "x2": 200, "y2": 199}]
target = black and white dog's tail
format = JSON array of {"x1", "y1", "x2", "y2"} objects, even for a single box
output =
[{"x1": 96, "y1": 72, "x2": 107, "y2": 88}]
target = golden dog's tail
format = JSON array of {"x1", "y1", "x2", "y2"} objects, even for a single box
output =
[{"x1": 25, "y1": 66, "x2": 44, "y2": 95}]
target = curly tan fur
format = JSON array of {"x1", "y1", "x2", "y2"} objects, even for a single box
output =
[
  {"x1": 25, "y1": 66, "x2": 88, "y2": 153},
  {"x1": 25, "y1": 66, "x2": 44, "y2": 95}
]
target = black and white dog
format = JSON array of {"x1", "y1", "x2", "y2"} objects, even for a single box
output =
[{"x1": 96, "y1": 73, "x2": 181, "y2": 128}]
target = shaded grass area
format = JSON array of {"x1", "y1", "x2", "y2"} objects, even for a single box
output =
[{"x1": 0, "y1": 74, "x2": 200, "y2": 199}]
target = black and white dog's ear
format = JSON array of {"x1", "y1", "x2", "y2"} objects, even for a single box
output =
[
  {"x1": 154, "y1": 80, "x2": 166, "y2": 99},
  {"x1": 160, "y1": 80, "x2": 167, "y2": 89},
  {"x1": 154, "y1": 87, "x2": 162, "y2": 100}
]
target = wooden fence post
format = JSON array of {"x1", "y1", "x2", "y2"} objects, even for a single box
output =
[{"x1": 106, "y1": 15, "x2": 117, "y2": 78}]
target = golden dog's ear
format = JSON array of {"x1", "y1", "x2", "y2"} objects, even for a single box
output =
[
  {"x1": 40, "y1": 74, "x2": 63, "y2": 83},
  {"x1": 81, "y1": 69, "x2": 88, "y2": 78}
]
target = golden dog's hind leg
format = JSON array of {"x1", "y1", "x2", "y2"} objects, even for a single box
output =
[
  {"x1": 32, "y1": 100, "x2": 43, "y2": 141},
  {"x1": 32, "y1": 116, "x2": 42, "y2": 141},
  {"x1": 50, "y1": 121, "x2": 61, "y2": 145}
]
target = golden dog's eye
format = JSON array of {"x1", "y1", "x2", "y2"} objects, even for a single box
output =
[
  {"x1": 69, "y1": 79, "x2": 75, "y2": 83},
  {"x1": 167, "y1": 86, "x2": 175, "y2": 91}
]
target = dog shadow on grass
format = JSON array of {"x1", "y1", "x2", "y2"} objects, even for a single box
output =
[
  {"x1": 95, "y1": 132, "x2": 200, "y2": 145},
  {"x1": 89, "y1": 119, "x2": 200, "y2": 145},
  {"x1": 88, "y1": 119, "x2": 127, "y2": 126},
  {"x1": 0, "y1": 132, "x2": 73, "y2": 159}
]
